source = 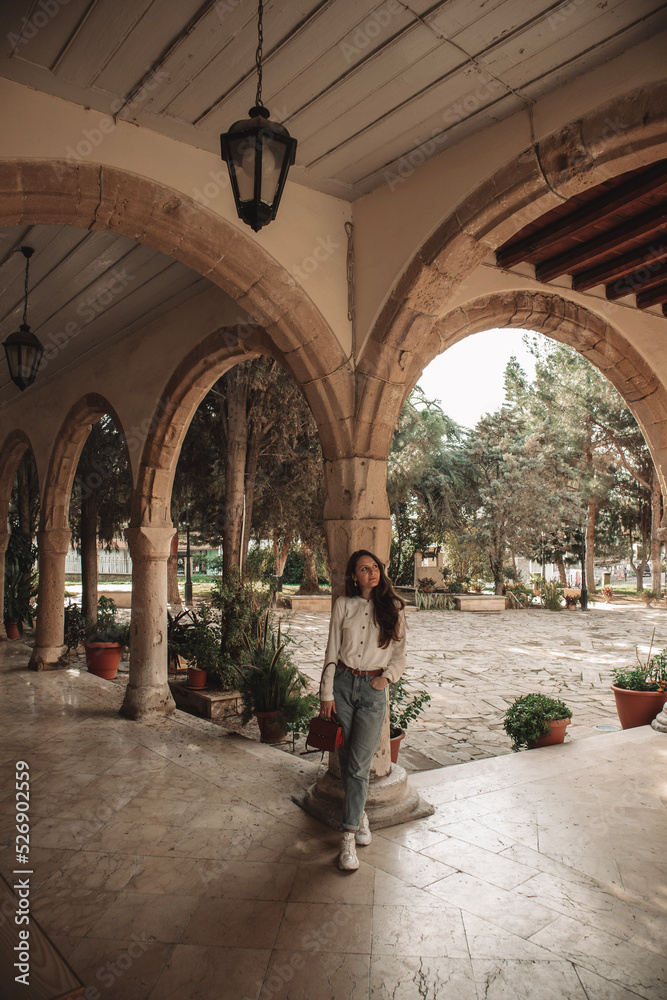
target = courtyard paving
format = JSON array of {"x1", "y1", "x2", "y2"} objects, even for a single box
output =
[{"x1": 278, "y1": 602, "x2": 667, "y2": 769}]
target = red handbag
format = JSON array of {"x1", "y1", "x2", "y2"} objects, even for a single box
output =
[{"x1": 303, "y1": 713, "x2": 345, "y2": 754}]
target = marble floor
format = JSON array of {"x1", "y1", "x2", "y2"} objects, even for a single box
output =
[{"x1": 1, "y1": 633, "x2": 666, "y2": 999}]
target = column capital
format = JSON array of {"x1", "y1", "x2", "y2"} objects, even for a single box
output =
[
  {"x1": 125, "y1": 525, "x2": 175, "y2": 561},
  {"x1": 36, "y1": 527, "x2": 71, "y2": 556}
]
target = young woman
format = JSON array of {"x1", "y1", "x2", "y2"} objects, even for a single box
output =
[{"x1": 319, "y1": 549, "x2": 406, "y2": 870}]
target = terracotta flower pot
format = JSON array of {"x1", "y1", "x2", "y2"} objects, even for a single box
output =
[
  {"x1": 253, "y1": 710, "x2": 287, "y2": 743},
  {"x1": 611, "y1": 685, "x2": 667, "y2": 729},
  {"x1": 187, "y1": 666, "x2": 207, "y2": 689},
  {"x1": 529, "y1": 717, "x2": 571, "y2": 748},
  {"x1": 84, "y1": 641, "x2": 122, "y2": 680},
  {"x1": 5, "y1": 621, "x2": 19, "y2": 640},
  {"x1": 390, "y1": 728, "x2": 406, "y2": 763}
]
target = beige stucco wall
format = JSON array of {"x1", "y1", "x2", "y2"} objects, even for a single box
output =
[{"x1": 351, "y1": 30, "x2": 667, "y2": 349}]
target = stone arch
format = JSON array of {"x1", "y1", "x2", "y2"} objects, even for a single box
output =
[
  {"x1": 358, "y1": 81, "x2": 667, "y2": 456},
  {"x1": 414, "y1": 291, "x2": 667, "y2": 489},
  {"x1": 0, "y1": 158, "x2": 352, "y2": 457},
  {"x1": 41, "y1": 393, "x2": 130, "y2": 532},
  {"x1": 0, "y1": 429, "x2": 35, "y2": 530},
  {"x1": 132, "y1": 329, "x2": 262, "y2": 527}
]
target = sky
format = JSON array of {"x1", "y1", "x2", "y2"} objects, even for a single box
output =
[{"x1": 415, "y1": 328, "x2": 540, "y2": 429}]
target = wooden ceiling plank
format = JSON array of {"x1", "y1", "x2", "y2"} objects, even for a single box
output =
[
  {"x1": 572, "y1": 242, "x2": 667, "y2": 292},
  {"x1": 605, "y1": 258, "x2": 667, "y2": 300},
  {"x1": 54, "y1": 0, "x2": 155, "y2": 89},
  {"x1": 535, "y1": 205, "x2": 667, "y2": 282},
  {"x1": 497, "y1": 161, "x2": 667, "y2": 268},
  {"x1": 636, "y1": 280, "x2": 667, "y2": 310},
  {"x1": 4, "y1": 0, "x2": 92, "y2": 70}
]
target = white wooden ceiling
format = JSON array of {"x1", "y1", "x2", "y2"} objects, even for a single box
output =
[
  {"x1": 1, "y1": 0, "x2": 665, "y2": 199},
  {"x1": 0, "y1": 225, "x2": 210, "y2": 404}
]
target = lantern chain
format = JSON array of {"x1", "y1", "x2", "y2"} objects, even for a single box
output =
[
  {"x1": 255, "y1": 0, "x2": 264, "y2": 110},
  {"x1": 22, "y1": 249, "x2": 31, "y2": 327},
  {"x1": 345, "y1": 221, "x2": 355, "y2": 326}
]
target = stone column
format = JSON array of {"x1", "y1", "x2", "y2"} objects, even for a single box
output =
[
  {"x1": 298, "y1": 456, "x2": 433, "y2": 830},
  {"x1": 120, "y1": 525, "x2": 176, "y2": 720},
  {"x1": 29, "y1": 528, "x2": 71, "y2": 670},
  {"x1": 0, "y1": 530, "x2": 9, "y2": 640}
]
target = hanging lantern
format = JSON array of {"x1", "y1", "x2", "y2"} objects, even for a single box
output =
[
  {"x1": 3, "y1": 247, "x2": 44, "y2": 392},
  {"x1": 220, "y1": 1, "x2": 297, "y2": 232}
]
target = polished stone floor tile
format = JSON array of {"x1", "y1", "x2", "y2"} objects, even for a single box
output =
[
  {"x1": 471, "y1": 958, "x2": 588, "y2": 999},
  {"x1": 86, "y1": 890, "x2": 200, "y2": 943},
  {"x1": 420, "y1": 836, "x2": 538, "y2": 890},
  {"x1": 364, "y1": 835, "x2": 457, "y2": 887},
  {"x1": 32, "y1": 885, "x2": 119, "y2": 938},
  {"x1": 182, "y1": 897, "x2": 286, "y2": 949},
  {"x1": 371, "y1": 902, "x2": 468, "y2": 958},
  {"x1": 43, "y1": 849, "x2": 145, "y2": 892},
  {"x1": 148, "y1": 944, "x2": 270, "y2": 1000},
  {"x1": 65, "y1": 935, "x2": 173, "y2": 1000},
  {"x1": 260, "y1": 949, "x2": 370, "y2": 1000},
  {"x1": 202, "y1": 859, "x2": 299, "y2": 900},
  {"x1": 288, "y1": 858, "x2": 374, "y2": 904},
  {"x1": 428, "y1": 871, "x2": 559, "y2": 939},
  {"x1": 274, "y1": 901, "x2": 373, "y2": 954},
  {"x1": 369, "y1": 955, "x2": 477, "y2": 1000}
]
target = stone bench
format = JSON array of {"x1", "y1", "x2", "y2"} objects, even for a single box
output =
[
  {"x1": 281, "y1": 593, "x2": 332, "y2": 612},
  {"x1": 168, "y1": 680, "x2": 241, "y2": 719},
  {"x1": 454, "y1": 594, "x2": 507, "y2": 612}
]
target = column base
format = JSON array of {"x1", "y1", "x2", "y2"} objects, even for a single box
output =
[
  {"x1": 120, "y1": 682, "x2": 176, "y2": 720},
  {"x1": 28, "y1": 646, "x2": 69, "y2": 670},
  {"x1": 651, "y1": 708, "x2": 667, "y2": 733},
  {"x1": 294, "y1": 763, "x2": 434, "y2": 831}
]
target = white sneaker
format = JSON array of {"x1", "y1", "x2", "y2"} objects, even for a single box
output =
[
  {"x1": 355, "y1": 812, "x2": 372, "y2": 846},
  {"x1": 338, "y1": 831, "x2": 359, "y2": 870}
]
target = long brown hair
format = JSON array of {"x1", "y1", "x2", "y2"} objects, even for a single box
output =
[{"x1": 344, "y1": 549, "x2": 405, "y2": 648}]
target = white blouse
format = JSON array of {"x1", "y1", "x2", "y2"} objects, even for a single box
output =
[{"x1": 319, "y1": 595, "x2": 407, "y2": 702}]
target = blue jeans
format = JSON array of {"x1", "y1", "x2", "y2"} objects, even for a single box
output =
[{"x1": 333, "y1": 665, "x2": 387, "y2": 831}]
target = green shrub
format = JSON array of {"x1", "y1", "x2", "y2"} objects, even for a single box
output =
[
  {"x1": 503, "y1": 693, "x2": 572, "y2": 752},
  {"x1": 389, "y1": 677, "x2": 431, "y2": 737}
]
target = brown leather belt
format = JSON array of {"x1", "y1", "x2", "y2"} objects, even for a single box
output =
[{"x1": 338, "y1": 660, "x2": 383, "y2": 677}]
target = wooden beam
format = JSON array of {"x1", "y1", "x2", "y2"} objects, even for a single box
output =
[
  {"x1": 496, "y1": 160, "x2": 667, "y2": 269},
  {"x1": 637, "y1": 281, "x2": 667, "y2": 309},
  {"x1": 605, "y1": 258, "x2": 667, "y2": 300},
  {"x1": 572, "y1": 242, "x2": 667, "y2": 292},
  {"x1": 535, "y1": 206, "x2": 667, "y2": 282}
]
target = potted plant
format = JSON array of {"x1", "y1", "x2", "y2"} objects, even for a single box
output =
[
  {"x1": 180, "y1": 606, "x2": 221, "y2": 689},
  {"x1": 540, "y1": 580, "x2": 564, "y2": 611},
  {"x1": 640, "y1": 589, "x2": 656, "y2": 607},
  {"x1": 64, "y1": 602, "x2": 87, "y2": 654},
  {"x1": 564, "y1": 593, "x2": 578, "y2": 610},
  {"x1": 389, "y1": 677, "x2": 431, "y2": 763},
  {"x1": 611, "y1": 635, "x2": 667, "y2": 729},
  {"x1": 233, "y1": 611, "x2": 316, "y2": 743},
  {"x1": 166, "y1": 607, "x2": 195, "y2": 675},
  {"x1": 503, "y1": 693, "x2": 572, "y2": 751},
  {"x1": 3, "y1": 560, "x2": 37, "y2": 638},
  {"x1": 602, "y1": 585, "x2": 613, "y2": 603},
  {"x1": 84, "y1": 597, "x2": 130, "y2": 680}
]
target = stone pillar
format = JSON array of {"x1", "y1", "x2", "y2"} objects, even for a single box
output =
[
  {"x1": 120, "y1": 525, "x2": 176, "y2": 720},
  {"x1": 298, "y1": 456, "x2": 433, "y2": 831},
  {"x1": 0, "y1": 530, "x2": 9, "y2": 640},
  {"x1": 29, "y1": 528, "x2": 70, "y2": 670},
  {"x1": 322, "y1": 456, "x2": 393, "y2": 599}
]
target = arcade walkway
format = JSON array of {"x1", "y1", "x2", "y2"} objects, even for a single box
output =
[{"x1": 0, "y1": 631, "x2": 665, "y2": 1000}]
